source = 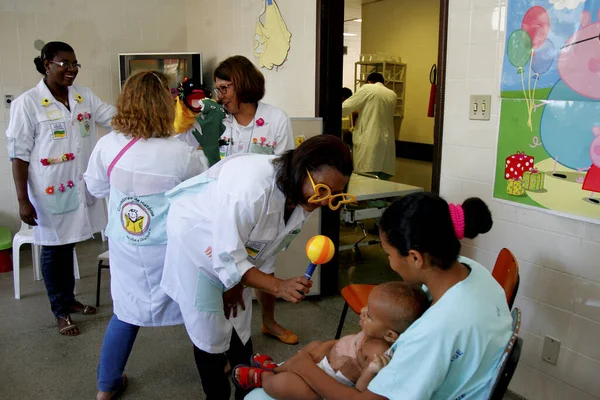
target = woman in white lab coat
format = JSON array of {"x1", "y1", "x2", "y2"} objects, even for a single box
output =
[
  {"x1": 84, "y1": 71, "x2": 208, "y2": 400},
  {"x1": 161, "y1": 134, "x2": 355, "y2": 400},
  {"x1": 215, "y1": 55, "x2": 299, "y2": 345},
  {"x1": 6, "y1": 41, "x2": 115, "y2": 336}
]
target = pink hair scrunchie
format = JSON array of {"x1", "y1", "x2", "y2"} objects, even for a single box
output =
[{"x1": 448, "y1": 203, "x2": 465, "y2": 240}]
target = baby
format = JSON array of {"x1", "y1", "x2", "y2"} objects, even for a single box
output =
[{"x1": 233, "y1": 282, "x2": 430, "y2": 399}]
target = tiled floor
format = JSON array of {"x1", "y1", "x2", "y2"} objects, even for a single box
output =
[{"x1": 0, "y1": 233, "x2": 521, "y2": 399}]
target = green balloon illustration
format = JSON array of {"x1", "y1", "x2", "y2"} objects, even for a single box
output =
[{"x1": 507, "y1": 29, "x2": 533, "y2": 68}]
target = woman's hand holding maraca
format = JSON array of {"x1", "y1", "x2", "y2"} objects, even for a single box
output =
[
  {"x1": 276, "y1": 235, "x2": 334, "y2": 302},
  {"x1": 276, "y1": 277, "x2": 312, "y2": 303}
]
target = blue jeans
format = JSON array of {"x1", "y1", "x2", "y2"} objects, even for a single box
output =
[
  {"x1": 41, "y1": 243, "x2": 76, "y2": 318},
  {"x1": 97, "y1": 315, "x2": 140, "y2": 392}
]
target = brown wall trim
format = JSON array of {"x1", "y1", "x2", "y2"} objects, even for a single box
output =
[
  {"x1": 315, "y1": 0, "x2": 344, "y2": 136},
  {"x1": 316, "y1": 0, "x2": 344, "y2": 296},
  {"x1": 431, "y1": 0, "x2": 449, "y2": 194}
]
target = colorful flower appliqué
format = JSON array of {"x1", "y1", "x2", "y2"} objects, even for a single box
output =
[
  {"x1": 40, "y1": 153, "x2": 75, "y2": 166},
  {"x1": 47, "y1": 180, "x2": 75, "y2": 194},
  {"x1": 75, "y1": 94, "x2": 83, "y2": 103},
  {"x1": 41, "y1": 98, "x2": 50, "y2": 106},
  {"x1": 256, "y1": 118, "x2": 265, "y2": 127},
  {"x1": 77, "y1": 112, "x2": 91, "y2": 122}
]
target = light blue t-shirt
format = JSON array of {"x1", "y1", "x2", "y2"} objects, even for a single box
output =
[{"x1": 368, "y1": 256, "x2": 513, "y2": 400}]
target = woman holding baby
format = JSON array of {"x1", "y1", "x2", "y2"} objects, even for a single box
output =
[{"x1": 244, "y1": 192, "x2": 514, "y2": 400}]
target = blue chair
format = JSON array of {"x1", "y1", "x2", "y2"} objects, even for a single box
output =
[{"x1": 486, "y1": 308, "x2": 523, "y2": 400}]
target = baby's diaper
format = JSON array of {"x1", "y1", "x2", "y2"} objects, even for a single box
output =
[{"x1": 316, "y1": 356, "x2": 355, "y2": 387}]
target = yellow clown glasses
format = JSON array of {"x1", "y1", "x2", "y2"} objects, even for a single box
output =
[{"x1": 306, "y1": 169, "x2": 356, "y2": 211}]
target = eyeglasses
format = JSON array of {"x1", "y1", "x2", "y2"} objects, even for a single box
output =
[
  {"x1": 49, "y1": 60, "x2": 81, "y2": 69},
  {"x1": 306, "y1": 169, "x2": 356, "y2": 211},
  {"x1": 213, "y1": 83, "x2": 234, "y2": 97}
]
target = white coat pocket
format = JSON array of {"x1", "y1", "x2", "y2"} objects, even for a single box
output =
[
  {"x1": 250, "y1": 141, "x2": 275, "y2": 155},
  {"x1": 75, "y1": 110, "x2": 92, "y2": 138},
  {"x1": 195, "y1": 269, "x2": 225, "y2": 315},
  {"x1": 43, "y1": 181, "x2": 80, "y2": 214}
]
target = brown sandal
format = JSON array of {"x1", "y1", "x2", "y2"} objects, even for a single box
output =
[
  {"x1": 70, "y1": 301, "x2": 97, "y2": 315},
  {"x1": 57, "y1": 315, "x2": 79, "y2": 336}
]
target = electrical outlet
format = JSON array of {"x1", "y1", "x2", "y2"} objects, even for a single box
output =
[
  {"x1": 469, "y1": 94, "x2": 491, "y2": 121},
  {"x1": 542, "y1": 336, "x2": 561, "y2": 365},
  {"x1": 4, "y1": 94, "x2": 13, "y2": 109}
]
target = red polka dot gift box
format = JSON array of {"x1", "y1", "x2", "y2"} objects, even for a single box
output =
[{"x1": 504, "y1": 151, "x2": 534, "y2": 180}]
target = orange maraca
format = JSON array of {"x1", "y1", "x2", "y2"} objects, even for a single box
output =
[{"x1": 303, "y1": 235, "x2": 335, "y2": 280}]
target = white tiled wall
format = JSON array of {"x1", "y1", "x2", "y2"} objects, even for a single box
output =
[
  {"x1": 184, "y1": 0, "x2": 317, "y2": 118},
  {"x1": 0, "y1": 0, "x2": 189, "y2": 233},
  {"x1": 443, "y1": 1, "x2": 600, "y2": 399}
]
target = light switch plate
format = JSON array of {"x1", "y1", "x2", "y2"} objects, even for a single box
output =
[
  {"x1": 469, "y1": 94, "x2": 491, "y2": 121},
  {"x1": 4, "y1": 94, "x2": 13, "y2": 109},
  {"x1": 542, "y1": 336, "x2": 560, "y2": 365}
]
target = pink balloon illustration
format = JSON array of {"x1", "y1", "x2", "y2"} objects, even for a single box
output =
[{"x1": 522, "y1": 6, "x2": 550, "y2": 49}]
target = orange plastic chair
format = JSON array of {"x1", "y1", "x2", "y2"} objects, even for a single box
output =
[
  {"x1": 335, "y1": 284, "x2": 376, "y2": 339},
  {"x1": 492, "y1": 248, "x2": 520, "y2": 309}
]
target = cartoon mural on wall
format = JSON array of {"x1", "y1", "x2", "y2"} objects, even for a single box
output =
[
  {"x1": 495, "y1": 0, "x2": 600, "y2": 223},
  {"x1": 254, "y1": 0, "x2": 292, "y2": 70}
]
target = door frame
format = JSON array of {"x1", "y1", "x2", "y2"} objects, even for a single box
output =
[
  {"x1": 431, "y1": 0, "x2": 449, "y2": 194},
  {"x1": 315, "y1": 0, "x2": 449, "y2": 295},
  {"x1": 316, "y1": 0, "x2": 449, "y2": 193}
]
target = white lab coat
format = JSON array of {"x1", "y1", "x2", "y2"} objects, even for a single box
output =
[
  {"x1": 161, "y1": 154, "x2": 310, "y2": 353},
  {"x1": 5, "y1": 79, "x2": 115, "y2": 245},
  {"x1": 342, "y1": 82, "x2": 397, "y2": 176},
  {"x1": 220, "y1": 101, "x2": 294, "y2": 157},
  {"x1": 84, "y1": 132, "x2": 208, "y2": 326}
]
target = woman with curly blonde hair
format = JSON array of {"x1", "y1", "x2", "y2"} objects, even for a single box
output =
[{"x1": 84, "y1": 70, "x2": 208, "y2": 399}]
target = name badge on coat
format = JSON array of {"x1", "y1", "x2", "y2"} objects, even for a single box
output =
[
  {"x1": 245, "y1": 240, "x2": 269, "y2": 260},
  {"x1": 51, "y1": 122, "x2": 67, "y2": 140}
]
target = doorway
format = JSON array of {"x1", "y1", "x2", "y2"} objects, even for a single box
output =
[
  {"x1": 315, "y1": 0, "x2": 449, "y2": 294},
  {"x1": 342, "y1": 0, "x2": 445, "y2": 191}
]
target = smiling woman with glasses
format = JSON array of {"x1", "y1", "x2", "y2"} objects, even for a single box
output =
[
  {"x1": 213, "y1": 55, "x2": 295, "y2": 159},
  {"x1": 161, "y1": 134, "x2": 354, "y2": 400},
  {"x1": 5, "y1": 41, "x2": 115, "y2": 338}
]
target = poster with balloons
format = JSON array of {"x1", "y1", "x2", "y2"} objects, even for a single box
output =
[{"x1": 494, "y1": 0, "x2": 600, "y2": 223}]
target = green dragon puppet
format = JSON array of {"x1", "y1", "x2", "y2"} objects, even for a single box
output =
[{"x1": 174, "y1": 78, "x2": 226, "y2": 167}]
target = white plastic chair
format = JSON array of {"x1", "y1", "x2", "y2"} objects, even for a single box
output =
[{"x1": 13, "y1": 222, "x2": 80, "y2": 300}]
